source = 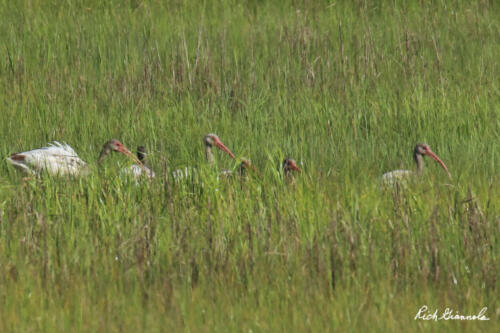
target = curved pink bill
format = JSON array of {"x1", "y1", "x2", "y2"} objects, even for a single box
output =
[
  {"x1": 117, "y1": 145, "x2": 149, "y2": 173},
  {"x1": 214, "y1": 138, "x2": 236, "y2": 159},
  {"x1": 425, "y1": 149, "x2": 450, "y2": 178},
  {"x1": 289, "y1": 160, "x2": 301, "y2": 172}
]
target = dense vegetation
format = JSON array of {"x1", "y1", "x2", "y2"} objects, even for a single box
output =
[{"x1": 0, "y1": 0, "x2": 498, "y2": 331}]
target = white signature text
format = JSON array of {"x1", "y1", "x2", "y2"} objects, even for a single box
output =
[{"x1": 414, "y1": 305, "x2": 489, "y2": 321}]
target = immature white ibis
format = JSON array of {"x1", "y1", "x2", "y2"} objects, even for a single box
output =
[
  {"x1": 172, "y1": 133, "x2": 235, "y2": 182},
  {"x1": 203, "y1": 133, "x2": 235, "y2": 162},
  {"x1": 7, "y1": 139, "x2": 144, "y2": 176},
  {"x1": 280, "y1": 158, "x2": 301, "y2": 185},
  {"x1": 121, "y1": 146, "x2": 155, "y2": 180},
  {"x1": 281, "y1": 158, "x2": 301, "y2": 176},
  {"x1": 381, "y1": 143, "x2": 450, "y2": 185}
]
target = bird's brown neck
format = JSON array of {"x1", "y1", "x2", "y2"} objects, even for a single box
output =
[
  {"x1": 239, "y1": 162, "x2": 248, "y2": 177},
  {"x1": 137, "y1": 151, "x2": 151, "y2": 169},
  {"x1": 282, "y1": 161, "x2": 292, "y2": 176},
  {"x1": 205, "y1": 145, "x2": 214, "y2": 164},
  {"x1": 283, "y1": 165, "x2": 290, "y2": 176},
  {"x1": 97, "y1": 147, "x2": 111, "y2": 165},
  {"x1": 414, "y1": 153, "x2": 424, "y2": 174}
]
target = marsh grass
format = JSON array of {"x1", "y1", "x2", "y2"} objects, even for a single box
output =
[{"x1": 0, "y1": 0, "x2": 498, "y2": 331}]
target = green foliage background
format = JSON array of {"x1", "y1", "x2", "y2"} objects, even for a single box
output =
[{"x1": 0, "y1": 0, "x2": 498, "y2": 331}]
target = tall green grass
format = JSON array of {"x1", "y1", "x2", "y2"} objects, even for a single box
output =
[{"x1": 0, "y1": 0, "x2": 498, "y2": 331}]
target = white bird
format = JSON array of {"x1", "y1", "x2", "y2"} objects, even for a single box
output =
[
  {"x1": 382, "y1": 143, "x2": 450, "y2": 185},
  {"x1": 171, "y1": 133, "x2": 235, "y2": 183},
  {"x1": 121, "y1": 146, "x2": 155, "y2": 180},
  {"x1": 7, "y1": 139, "x2": 143, "y2": 176},
  {"x1": 171, "y1": 166, "x2": 196, "y2": 183}
]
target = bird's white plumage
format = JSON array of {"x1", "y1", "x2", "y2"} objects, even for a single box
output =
[
  {"x1": 219, "y1": 169, "x2": 234, "y2": 177},
  {"x1": 381, "y1": 169, "x2": 412, "y2": 185},
  {"x1": 7, "y1": 142, "x2": 88, "y2": 176},
  {"x1": 121, "y1": 164, "x2": 155, "y2": 180},
  {"x1": 172, "y1": 166, "x2": 198, "y2": 183}
]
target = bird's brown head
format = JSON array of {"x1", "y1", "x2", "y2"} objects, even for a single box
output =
[
  {"x1": 414, "y1": 143, "x2": 431, "y2": 157},
  {"x1": 239, "y1": 159, "x2": 259, "y2": 176},
  {"x1": 282, "y1": 158, "x2": 301, "y2": 174},
  {"x1": 203, "y1": 133, "x2": 235, "y2": 159},
  {"x1": 137, "y1": 146, "x2": 147, "y2": 162},
  {"x1": 414, "y1": 143, "x2": 450, "y2": 177},
  {"x1": 203, "y1": 133, "x2": 216, "y2": 147},
  {"x1": 110, "y1": 139, "x2": 136, "y2": 157},
  {"x1": 98, "y1": 139, "x2": 144, "y2": 168}
]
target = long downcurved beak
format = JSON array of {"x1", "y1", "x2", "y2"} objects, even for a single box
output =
[
  {"x1": 117, "y1": 146, "x2": 149, "y2": 173},
  {"x1": 425, "y1": 149, "x2": 451, "y2": 178},
  {"x1": 214, "y1": 138, "x2": 236, "y2": 159}
]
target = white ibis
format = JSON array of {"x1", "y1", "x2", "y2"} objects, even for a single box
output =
[
  {"x1": 382, "y1": 143, "x2": 450, "y2": 185},
  {"x1": 172, "y1": 133, "x2": 235, "y2": 182},
  {"x1": 121, "y1": 146, "x2": 155, "y2": 180},
  {"x1": 7, "y1": 139, "x2": 143, "y2": 176}
]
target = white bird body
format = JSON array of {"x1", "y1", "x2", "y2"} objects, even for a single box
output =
[
  {"x1": 172, "y1": 167, "x2": 240, "y2": 183},
  {"x1": 172, "y1": 161, "x2": 256, "y2": 183},
  {"x1": 218, "y1": 169, "x2": 234, "y2": 178},
  {"x1": 381, "y1": 143, "x2": 450, "y2": 186},
  {"x1": 120, "y1": 146, "x2": 155, "y2": 181},
  {"x1": 171, "y1": 134, "x2": 236, "y2": 184},
  {"x1": 172, "y1": 166, "x2": 198, "y2": 183},
  {"x1": 7, "y1": 142, "x2": 88, "y2": 176},
  {"x1": 7, "y1": 139, "x2": 143, "y2": 177},
  {"x1": 381, "y1": 169, "x2": 413, "y2": 185},
  {"x1": 122, "y1": 164, "x2": 155, "y2": 180}
]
